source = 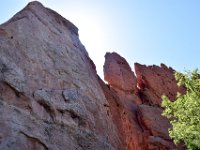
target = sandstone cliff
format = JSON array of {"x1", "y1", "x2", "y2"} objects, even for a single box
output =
[
  {"x1": 102, "y1": 52, "x2": 185, "y2": 150},
  {"x1": 0, "y1": 1, "x2": 185, "y2": 150},
  {"x1": 0, "y1": 2, "x2": 120, "y2": 150}
]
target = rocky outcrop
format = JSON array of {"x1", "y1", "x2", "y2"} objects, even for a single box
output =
[
  {"x1": 99, "y1": 78, "x2": 144, "y2": 150},
  {"x1": 103, "y1": 52, "x2": 185, "y2": 149},
  {"x1": 0, "y1": 1, "x2": 185, "y2": 150},
  {"x1": 104, "y1": 52, "x2": 141, "y2": 105},
  {"x1": 0, "y1": 2, "x2": 121, "y2": 150},
  {"x1": 135, "y1": 63, "x2": 186, "y2": 105},
  {"x1": 104, "y1": 52, "x2": 137, "y2": 93}
]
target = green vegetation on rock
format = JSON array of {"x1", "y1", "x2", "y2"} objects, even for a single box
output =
[{"x1": 162, "y1": 69, "x2": 200, "y2": 150}]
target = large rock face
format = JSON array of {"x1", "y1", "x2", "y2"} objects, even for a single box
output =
[
  {"x1": 0, "y1": 1, "x2": 185, "y2": 150},
  {"x1": 0, "y1": 2, "x2": 121, "y2": 150}
]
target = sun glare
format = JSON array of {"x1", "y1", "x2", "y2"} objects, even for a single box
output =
[
  {"x1": 66, "y1": 13, "x2": 107, "y2": 77},
  {"x1": 77, "y1": 17, "x2": 103, "y2": 51}
]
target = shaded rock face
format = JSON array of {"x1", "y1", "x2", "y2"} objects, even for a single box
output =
[
  {"x1": 103, "y1": 52, "x2": 185, "y2": 150},
  {"x1": 0, "y1": 1, "x2": 121, "y2": 150},
  {"x1": 0, "y1": 1, "x2": 185, "y2": 150}
]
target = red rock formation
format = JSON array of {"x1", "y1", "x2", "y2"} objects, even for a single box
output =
[
  {"x1": 104, "y1": 52, "x2": 137, "y2": 93},
  {"x1": 103, "y1": 53, "x2": 185, "y2": 150},
  {"x1": 135, "y1": 63, "x2": 185, "y2": 105},
  {"x1": 0, "y1": 2, "x2": 120, "y2": 150},
  {"x1": 99, "y1": 78, "x2": 145, "y2": 150},
  {"x1": 104, "y1": 52, "x2": 142, "y2": 105},
  {"x1": 0, "y1": 1, "x2": 186, "y2": 150}
]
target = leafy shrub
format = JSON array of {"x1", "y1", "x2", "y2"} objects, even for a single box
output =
[{"x1": 162, "y1": 69, "x2": 200, "y2": 150}]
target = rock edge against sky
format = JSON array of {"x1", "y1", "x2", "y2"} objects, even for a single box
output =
[{"x1": 0, "y1": 1, "x2": 185, "y2": 150}]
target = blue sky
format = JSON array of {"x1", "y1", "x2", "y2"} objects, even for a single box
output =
[{"x1": 0, "y1": 0, "x2": 199, "y2": 78}]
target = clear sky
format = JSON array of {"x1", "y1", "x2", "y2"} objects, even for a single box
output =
[{"x1": 0, "y1": 0, "x2": 199, "y2": 78}]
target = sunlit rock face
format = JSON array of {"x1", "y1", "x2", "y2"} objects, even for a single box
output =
[
  {"x1": 104, "y1": 52, "x2": 137, "y2": 93},
  {"x1": 134, "y1": 63, "x2": 186, "y2": 106},
  {"x1": 0, "y1": 1, "x2": 186, "y2": 150},
  {"x1": 0, "y1": 1, "x2": 121, "y2": 150},
  {"x1": 103, "y1": 53, "x2": 185, "y2": 150}
]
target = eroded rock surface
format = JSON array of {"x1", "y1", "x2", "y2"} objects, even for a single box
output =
[
  {"x1": 104, "y1": 52, "x2": 142, "y2": 105},
  {"x1": 0, "y1": 1, "x2": 120, "y2": 150},
  {"x1": 0, "y1": 1, "x2": 186, "y2": 150},
  {"x1": 103, "y1": 53, "x2": 185, "y2": 150},
  {"x1": 104, "y1": 52, "x2": 137, "y2": 92},
  {"x1": 135, "y1": 63, "x2": 185, "y2": 105}
]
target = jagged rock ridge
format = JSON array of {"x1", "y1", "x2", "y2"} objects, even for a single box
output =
[
  {"x1": 0, "y1": 1, "x2": 185, "y2": 150},
  {"x1": 103, "y1": 52, "x2": 185, "y2": 150}
]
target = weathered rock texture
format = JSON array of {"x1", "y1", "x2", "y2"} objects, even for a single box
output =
[
  {"x1": 104, "y1": 52, "x2": 137, "y2": 93},
  {"x1": 0, "y1": 2, "x2": 121, "y2": 150},
  {"x1": 103, "y1": 52, "x2": 185, "y2": 150},
  {"x1": 135, "y1": 63, "x2": 185, "y2": 105},
  {"x1": 0, "y1": 1, "x2": 185, "y2": 150}
]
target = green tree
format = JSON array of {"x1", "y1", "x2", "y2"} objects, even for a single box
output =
[{"x1": 162, "y1": 69, "x2": 200, "y2": 150}]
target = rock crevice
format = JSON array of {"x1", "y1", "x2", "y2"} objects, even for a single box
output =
[{"x1": 103, "y1": 52, "x2": 185, "y2": 149}]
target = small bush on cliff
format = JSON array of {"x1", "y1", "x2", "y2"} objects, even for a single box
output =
[{"x1": 162, "y1": 69, "x2": 200, "y2": 150}]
